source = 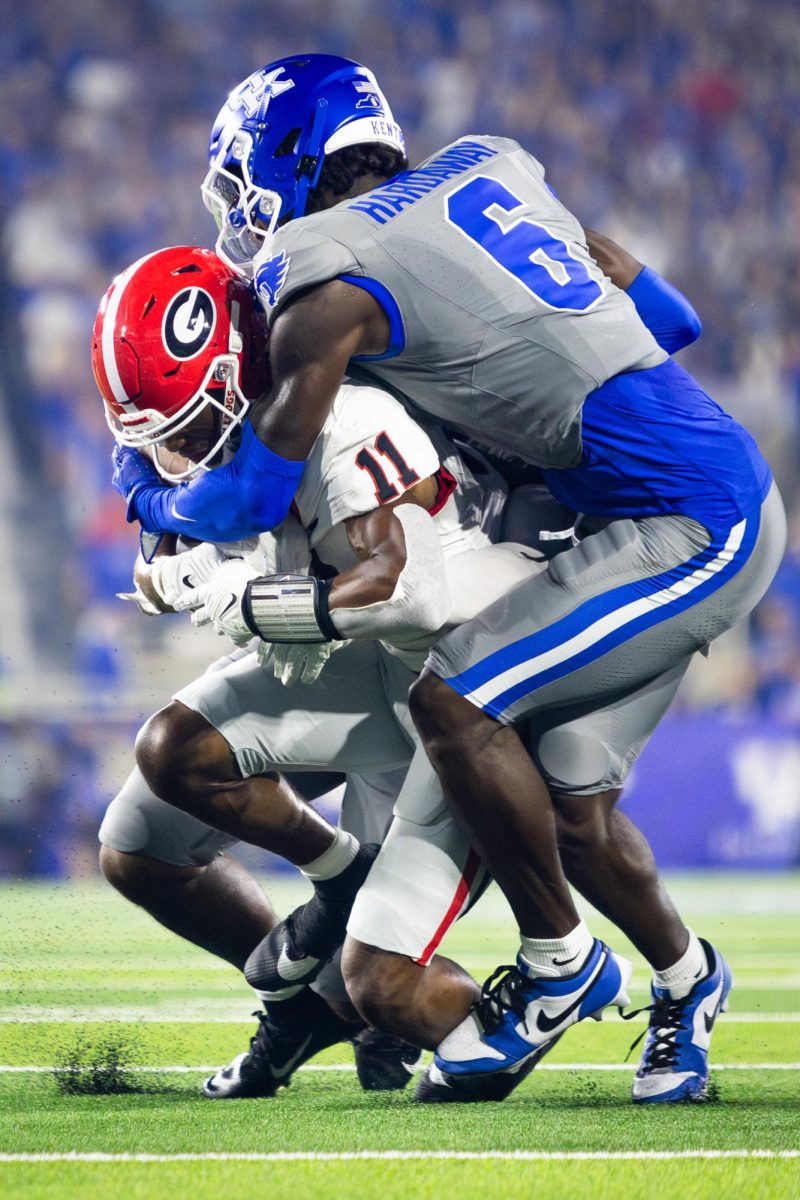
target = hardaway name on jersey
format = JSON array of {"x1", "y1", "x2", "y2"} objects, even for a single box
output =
[{"x1": 253, "y1": 135, "x2": 666, "y2": 470}]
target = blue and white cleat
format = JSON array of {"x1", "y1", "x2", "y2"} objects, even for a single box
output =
[
  {"x1": 631, "y1": 938, "x2": 732, "y2": 1104},
  {"x1": 432, "y1": 940, "x2": 631, "y2": 1100}
]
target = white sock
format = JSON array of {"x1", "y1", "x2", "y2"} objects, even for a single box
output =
[
  {"x1": 653, "y1": 931, "x2": 707, "y2": 999},
  {"x1": 300, "y1": 828, "x2": 359, "y2": 882},
  {"x1": 519, "y1": 920, "x2": 594, "y2": 978}
]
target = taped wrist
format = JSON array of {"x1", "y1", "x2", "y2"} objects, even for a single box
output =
[{"x1": 242, "y1": 574, "x2": 342, "y2": 644}]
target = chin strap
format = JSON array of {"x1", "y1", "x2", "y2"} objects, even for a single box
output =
[{"x1": 293, "y1": 97, "x2": 329, "y2": 217}]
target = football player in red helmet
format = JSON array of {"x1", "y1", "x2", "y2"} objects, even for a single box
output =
[
  {"x1": 93, "y1": 245, "x2": 524, "y2": 1099},
  {"x1": 93, "y1": 245, "x2": 268, "y2": 483},
  {"x1": 92, "y1": 247, "x2": 431, "y2": 1097}
]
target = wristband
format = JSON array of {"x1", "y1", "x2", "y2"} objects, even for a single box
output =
[{"x1": 242, "y1": 574, "x2": 341, "y2": 644}]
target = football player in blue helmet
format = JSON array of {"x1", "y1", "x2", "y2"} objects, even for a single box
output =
[{"x1": 202, "y1": 54, "x2": 407, "y2": 270}]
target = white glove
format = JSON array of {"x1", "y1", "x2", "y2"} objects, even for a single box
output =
[
  {"x1": 258, "y1": 639, "x2": 345, "y2": 686},
  {"x1": 190, "y1": 558, "x2": 260, "y2": 645},
  {"x1": 150, "y1": 542, "x2": 227, "y2": 612},
  {"x1": 116, "y1": 585, "x2": 163, "y2": 616}
]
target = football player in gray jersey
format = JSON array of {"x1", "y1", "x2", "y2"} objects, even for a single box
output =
[{"x1": 110, "y1": 55, "x2": 783, "y2": 1104}]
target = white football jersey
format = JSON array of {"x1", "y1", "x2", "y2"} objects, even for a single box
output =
[
  {"x1": 218, "y1": 376, "x2": 538, "y2": 669},
  {"x1": 290, "y1": 377, "x2": 502, "y2": 575}
]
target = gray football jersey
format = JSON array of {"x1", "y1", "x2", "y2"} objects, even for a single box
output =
[{"x1": 254, "y1": 135, "x2": 666, "y2": 469}]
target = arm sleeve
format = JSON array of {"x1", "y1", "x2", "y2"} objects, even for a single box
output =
[
  {"x1": 132, "y1": 421, "x2": 305, "y2": 542},
  {"x1": 330, "y1": 504, "x2": 449, "y2": 646},
  {"x1": 626, "y1": 265, "x2": 702, "y2": 354}
]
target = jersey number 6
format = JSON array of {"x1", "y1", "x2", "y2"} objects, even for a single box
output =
[{"x1": 446, "y1": 175, "x2": 603, "y2": 312}]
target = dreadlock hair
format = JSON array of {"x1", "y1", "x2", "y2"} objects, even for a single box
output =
[{"x1": 305, "y1": 144, "x2": 407, "y2": 214}]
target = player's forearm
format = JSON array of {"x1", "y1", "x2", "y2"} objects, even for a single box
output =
[
  {"x1": 253, "y1": 282, "x2": 374, "y2": 459},
  {"x1": 328, "y1": 505, "x2": 449, "y2": 644},
  {"x1": 625, "y1": 266, "x2": 701, "y2": 354},
  {"x1": 584, "y1": 227, "x2": 701, "y2": 353},
  {"x1": 250, "y1": 369, "x2": 342, "y2": 462},
  {"x1": 328, "y1": 551, "x2": 404, "y2": 614},
  {"x1": 238, "y1": 505, "x2": 448, "y2": 649},
  {"x1": 132, "y1": 421, "x2": 305, "y2": 541}
]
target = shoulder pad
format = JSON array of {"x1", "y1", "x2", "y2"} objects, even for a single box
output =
[{"x1": 253, "y1": 224, "x2": 360, "y2": 323}]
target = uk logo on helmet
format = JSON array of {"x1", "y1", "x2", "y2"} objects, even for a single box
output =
[
  {"x1": 256, "y1": 250, "x2": 291, "y2": 310},
  {"x1": 235, "y1": 66, "x2": 295, "y2": 119},
  {"x1": 162, "y1": 288, "x2": 216, "y2": 360}
]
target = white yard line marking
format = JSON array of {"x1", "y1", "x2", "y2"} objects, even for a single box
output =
[
  {"x1": 2, "y1": 1063, "x2": 798, "y2": 1074},
  {"x1": 0, "y1": 1151, "x2": 797, "y2": 1164},
  {"x1": 1, "y1": 1009, "x2": 797, "y2": 1024},
  {"x1": 6, "y1": 955, "x2": 799, "y2": 970}
]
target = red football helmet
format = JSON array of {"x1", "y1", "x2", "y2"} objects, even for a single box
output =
[{"x1": 92, "y1": 246, "x2": 268, "y2": 481}]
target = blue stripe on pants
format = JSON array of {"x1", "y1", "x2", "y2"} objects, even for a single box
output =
[{"x1": 444, "y1": 509, "x2": 760, "y2": 720}]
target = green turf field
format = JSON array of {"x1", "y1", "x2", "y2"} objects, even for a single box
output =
[{"x1": 1, "y1": 874, "x2": 798, "y2": 1199}]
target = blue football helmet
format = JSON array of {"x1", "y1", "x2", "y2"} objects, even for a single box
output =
[{"x1": 202, "y1": 54, "x2": 406, "y2": 271}]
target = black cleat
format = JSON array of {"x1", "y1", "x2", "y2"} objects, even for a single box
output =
[
  {"x1": 414, "y1": 1038, "x2": 560, "y2": 1103},
  {"x1": 244, "y1": 845, "x2": 380, "y2": 1001},
  {"x1": 353, "y1": 1028, "x2": 422, "y2": 1091},
  {"x1": 203, "y1": 988, "x2": 356, "y2": 1099}
]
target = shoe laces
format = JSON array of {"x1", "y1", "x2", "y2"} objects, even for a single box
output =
[
  {"x1": 620, "y1": 994, "x2": 689, "y2": 1069},
  {"x1": 240, "y1": 1011, "x2": 278, "y2": 1076},
  {"x1": 472, "y1": 964, "x2": 530, "y2": 1035}
]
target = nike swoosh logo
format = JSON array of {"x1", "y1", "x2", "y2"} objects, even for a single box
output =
[
  {"x1": 181, "y1": 574, "x2": 195, "y2": 589},
  {"x1": 535, "y1": 950, "x2": 607, "y2": 1034},
  {"x1": 704, "y1": 1004, "x2": 721, "y2": 1034},
  {"x1": 269, "y1": 1033, "x2": 314, "y2": 1080},
  {"x1": 170, "y1": 504, "x2": 197, "y2": 523},
  {"x1": 277, "y1": 942, "x2": 320, "y2": 981},
  {"x1": 552, "y1": 952, "x2": 580, "y2": 967},
  {"x1": 219, "y1": 594, "x2": 238, "y2": 617}
]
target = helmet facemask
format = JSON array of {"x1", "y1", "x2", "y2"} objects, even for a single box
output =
[{"x1": 202, "y1": 130, "x2": 284, "y2": 275}]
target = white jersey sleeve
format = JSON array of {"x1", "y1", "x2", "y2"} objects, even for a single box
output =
[{"x1": 294, "y1": 379, "x2": 440, "y2": 551}]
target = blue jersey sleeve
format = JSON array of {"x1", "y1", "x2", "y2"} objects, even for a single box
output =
[
  {"x1": 132, "y1": 421, "x2": 305, "y2": 541},
  {"x1": 627, "y1": 266, "x2": 702, "y2": 355}
]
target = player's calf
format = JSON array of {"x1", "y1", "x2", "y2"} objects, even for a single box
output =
[
  {"x1": 244, "y1": 845, "x2": 380, "y2": 1001},
  {"x1": 342, "y1": 936, "x2": 478, "y2": 1049},
  {"x1": 136, "y1": 701, "x2": 342, "y2": 866}
]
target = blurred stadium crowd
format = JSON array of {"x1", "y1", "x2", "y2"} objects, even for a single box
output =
[{"x1": 2, "y1": 0, "x2": 800, "y2": 875}]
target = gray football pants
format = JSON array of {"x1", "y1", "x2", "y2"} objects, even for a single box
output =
[{"x1": 427, "y1": 485, "x2": 786, "y2": 794}]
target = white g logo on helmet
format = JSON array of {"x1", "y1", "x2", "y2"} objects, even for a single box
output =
[{"x1": 162, "y1": 288, "x2": 217, "y2": 360}]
